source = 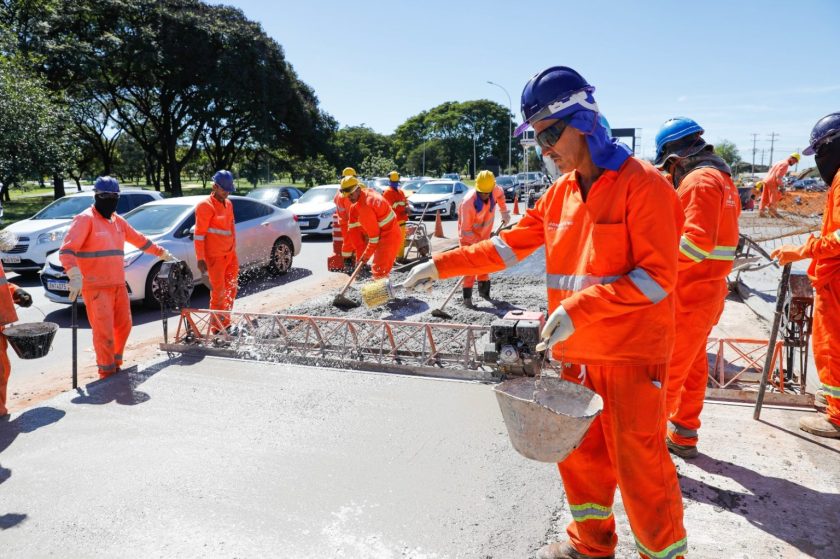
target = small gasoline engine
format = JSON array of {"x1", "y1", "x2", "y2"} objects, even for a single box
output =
[{"x1": 482, "y1": 310, "x2": 545, "y2": 376}]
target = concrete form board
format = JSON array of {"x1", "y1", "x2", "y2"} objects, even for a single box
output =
[{"x1": 1, "y1": 356, "x2": 839, "y2": 558}]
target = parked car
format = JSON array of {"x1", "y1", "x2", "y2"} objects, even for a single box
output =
[
  {"x1": 407, "y1": 180, "x2": 468, "y2": 219},
  {"x1": 1, "y1": 190, "x2": 162, "y2": 274},
  {"x1": 496, "y1": 175, "x2": 519, "y2": 202},
  {"x1": 515, "y1": 172, "x2": 549, "y2": 192},
  {"x1": 40, "y1": 196, "x2": 301, "y2": 307},
  {"x1": 791, "y1": 178, "x2": 826, "y2": 191},
  {"x1": 401, "y1": 178, "x2": 433, "y2": 197},
  {"x1": 288, "y1": 184, "x2": 339, "y2": 235},
  {"x1": 246, "y1": 186, "x2": 303, "y2": 209},
  {"x1": 442, "y1": 173, "x2": 460, "y2": 181}
]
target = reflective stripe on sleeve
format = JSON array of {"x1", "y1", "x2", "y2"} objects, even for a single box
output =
[
  {"x1": 59, "y1": 249, "x2": 76, "y2": 256},
  {"x1": 490, "y1": 236, "x2": 518, "y2": 266},
  {"x1": 707, "y1": 245, "x2": 737, "y2": 261},
  {"x1": 378, "y1": 211, "x2": 396, "y2": 228},
  {"x1": 679, "y1": 236, "x2": 708, "y2": 262},
  {"x1": 833, "y1": 229, "x2": 840, "y2": 242},
  {"x1": 348, "y1": 222, "x2": 361, "y2": 229},
  {"x1": 368, "y1": 237, "x2": 380, "y2": 244},
  {"x1": 207, "y1": 228, "x2": 232, "y2": 236},
  {"x1": 194, "y1": 235, "x2": 205, "y2": 241},
  {"x1": 822, "y1": 383, "x2": 840, "y2": 398},
  {"x1": 393, "y1": 201, "x2": 406, "y2": 207},
  {"x1": 341, "y1": 251, "x2": 353, "y2": 257},
  {"x1": 546, "y1": 274, "x2": 620, "y2": 291},
  {"x1": 569, "y1": 502, "x2": 613, "y2": 522},
  {"x1": 139, "y1": 240, "x2": 152, "y2": 251},
  {"x1": 635, "y1": 537, "x2": 688, "y2": 559},
  {"x1": 628, "y1": 268, "x2": 667, "y2": 303},
  {"x1": 76, "y1": 250, "x2": 124, "y2": 258},
  {"x1": 0, "y1": 278, "x2": 7, "y2": 286}
]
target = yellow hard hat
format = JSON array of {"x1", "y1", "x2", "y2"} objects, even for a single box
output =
[
  {"x1": 388, "y1": 170, "x2": 400, "y2": 182},
  {"x1": 756, "y1": 181, "x2": 765, "y2": 190},
  {"x1": 339, "y1": 176, "x2": 360, "y2": 196},
  {"x1": 475, "y1": 170, "x2": 495, "y2": 193},
  {"x1": 789, "y1": 152, "x2": 801, "y2": 162},
  {"x1": 342, "y1": 167, "x2": 357, "y2": 177}
]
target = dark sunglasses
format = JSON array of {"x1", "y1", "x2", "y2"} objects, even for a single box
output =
[{"x1": 535, "y1": 120, "x2": 568, "y2": 149}]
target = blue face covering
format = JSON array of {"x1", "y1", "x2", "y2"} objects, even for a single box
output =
[
  {"x1": 566, "y1": 110, "x2": 632, "y2": 171},
  {"x1": 389, "y1": 181, "x2": 400, "y2": 189},
  {"x1": 473, "y1": 192, "x2": 496, "y2": 213}
]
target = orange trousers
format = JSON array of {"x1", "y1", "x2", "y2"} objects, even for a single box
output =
[
  {"x1": 759, "y1": 183, "x2": 780, "y2": 211},
  {"x1": 462, "y1": 273, "x2": 489, "y2": 288},
  {"x1": 370, "y1": 229, "x2": 401, "y2": 280},
  {"x1": 813, "y1": 283, "x2": 840, "y2": 426},
  {"x1": 82, "y1": 285, "x2": 131, "y2": 378},
  {"x1": 206, "y1": 253, "x2": 239, "y2": 327},
  {"x1": 0, "y1": 334, "x2": 10, "y2": 415},
  {"x1": 558, "y1": 364, "x2": 687, "y2": 559},
  {"x1": 396, "y1": 223, "x2": 407, "y2": 261}
]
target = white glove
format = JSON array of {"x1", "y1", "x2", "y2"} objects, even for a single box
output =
[
  {"x1": 500, "y1": 211, "x2": 511, "y2": 226},
  {"x1": 403, "y1": 260, "x2": 439, "y2": 292},
  {"x1": 67, "y1": 267, "x2": 83, "y2": 302},
  {"x1": 535, "y1": 306, "x2": 575, "y2": 353},
  {"x1": 160, "y1": 249, "x2": 178, "y2": 262}
]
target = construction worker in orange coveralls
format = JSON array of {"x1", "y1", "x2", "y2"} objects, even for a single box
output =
[
  {"x1": 458, "y1": 170, "x2": 503, "y2": 307},
  {"x1": 654, "y1": 118, "x2": 741, "y2": 458},
  {"x1": 342, "y1": 176, "x2": 400, "y2": 279},
  {"x1": 405, "y1": 66, "x2": 687, "y2": 559},
  {"x1": 0, "y1": 258, "x2": 32, "y2": 417},
  {"x1": 335, "y1": 167, "x2": 366, "y2": 271},
  {"x1": 382, "y1": 171, "x2": 409, "y2": 261},
  {"x1": 195, "y1": 170, "x2": 238, "y2": 329},
  {"x1": 759, "y1": 152, "x2": 799, "y2": 217},
  {"x1": 771, "y1": 112, "x2": 840, "y2": 439},
  {"x1": 60, "y1": 176, "x2": 175, "y2": 378}
]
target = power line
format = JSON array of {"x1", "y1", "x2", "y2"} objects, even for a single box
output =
[
  {"x1": 750, "y1": 133, "x2": 758, "y2": 176},
  {"x1": 767, "y1": 132, "x2": 779, "y2": 166}
]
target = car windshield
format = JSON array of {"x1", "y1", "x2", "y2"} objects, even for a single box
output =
[
  {"x1": 417, "y1": 183, "x2": 453, "y2": 195},
  {"x1": 297, "y1": 187, "x2": 337, "y2": 204},
  {"x1": 402, "y1": 180, "x2": 427, "y2": 191},
  {"x1": 32, "y1": 195, "x2": 94, "y2": 219},
  {"x1": 123, "y1": 204, "x2": 191, "y2": 236},
  {"x1": 496, "y1": 177, "x2": 514, "y2": 186},
  {"x1": 246, "y1": 189, "x2": 279, "y2": 201}
]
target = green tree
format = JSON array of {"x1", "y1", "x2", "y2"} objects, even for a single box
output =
[
  {"x1": 714, "y1": 140, "x2": 742, "y2": 168},
  {"x1": 329, "y1": 125, "x2": 394, "y2": 171},
  {"x1": 360, "y1": 154, "x2": 397, "y2": 178}
]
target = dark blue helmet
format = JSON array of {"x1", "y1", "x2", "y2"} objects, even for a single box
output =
[
  {"x1": 803, "y1": 112, "x2": 840, "y2": 156},
  {"x1": 213, "y1": 170, "x2": 235, "y2": 192},
  {"x1": 94, "y1": 176, "x2": 120, "y2": 193},
  {"x1": 654, "y1": 117, "x2": 704, "y2": 166},
  {"x1": 515, "y1": 66, "x2": 597, "y2": 136}
]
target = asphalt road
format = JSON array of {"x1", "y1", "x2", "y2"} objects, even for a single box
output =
[{"x1": 5, "y1": 216, "x2": 463, "y2": 407}]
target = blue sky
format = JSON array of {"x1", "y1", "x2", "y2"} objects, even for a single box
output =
[{"x1": 208, "y1": 0, "x2": 839, "y2": 169}]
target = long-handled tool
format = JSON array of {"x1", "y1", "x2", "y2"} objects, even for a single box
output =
[
  {"x1": 430, "y1": 277, "x2": 464, "y2": 319},
  {"x1": 333, "y1": 259, "x2": 366, "y2": 309},
  {"x1": 71, "y1": 299, "x2": 78, "y2": 389},
  {"x1": 754, "y1": 263, "x2": 792, "y2": 420}
]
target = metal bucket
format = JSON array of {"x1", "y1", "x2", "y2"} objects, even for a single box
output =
[
  {"x1": 494, "y1": 376, "x2": 603, "y2": 463},
  {"x1": 4, "y1": 322, "x2": 59, "y2": 360}
]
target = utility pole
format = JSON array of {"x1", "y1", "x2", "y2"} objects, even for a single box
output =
[
  {"x1": 760, "y1": 148, "x2": 765, "y2": 168},
  {"x1": 750, "y1": 133, "x2": 759, "y2": 176},
  {"x1": 768, "y1": 132, "x2": 779, "y2": 166}
]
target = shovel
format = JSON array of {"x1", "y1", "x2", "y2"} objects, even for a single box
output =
[
  {"x1": 71, "y1": 299, "x2": 78, "y2": 389},
  {"x1": 430, "y1": 278, "x2": 464, "y2": 319},
  {"x1": 333, "y1": 259, "x2": 366, "y2": 309}
]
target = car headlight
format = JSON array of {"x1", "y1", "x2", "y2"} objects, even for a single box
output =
[
  {"x1": 123, "y1": 252, "x2": 142, "y2": 268},
  {"x1": 38, "y1": 229, "x2": 67, "y2": 244}
]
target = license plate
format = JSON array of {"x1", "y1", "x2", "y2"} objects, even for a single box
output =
[
  {"x1": 1, "y1": 256, "x2": 20, "y2": 264},
  {"x1": 47, "y1": 280, "x2": 70, "y2": 292}
]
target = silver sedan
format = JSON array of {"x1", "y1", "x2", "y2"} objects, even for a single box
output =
[{"x1": 40, "y1": 195, "x2": 302, "y2": 307}]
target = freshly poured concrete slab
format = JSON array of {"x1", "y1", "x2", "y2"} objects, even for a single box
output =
[{"x1": 1, "y1": 356, "x2": 838, "y2": 558}]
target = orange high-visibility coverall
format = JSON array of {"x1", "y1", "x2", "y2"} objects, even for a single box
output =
[
  {"x1": 334, "y1": 192, "x2": 365, "y2": 260},
  {"x1": 759, "y1": 158, "x2": 790, "y2": 212},
  {"x1": 0, "y1": 262, "x2": 19, "y2": 415},
  {"x1": 382, "y1": 185, "x2": 409, "y2": 260},
  {"x1": 666, "y1": 168, "x2": 741, "y2": 448},
  {"x1": 195, "y1": 194, "x2": 238, "y2": 325},
  {"x1": 804, "y1": 170, "x2": 840, "y2": 426},
  {"x1": 458, "y1": 189, "x2": 496, "y2": 288},
  {"x1": 348, "y1": 189, "x2": 400, "y2": 279},
  {"x1": 60, "y1": 207, "x2": 164, "y2": 377},
  {"x1": 434, "y1": 158, "x2": 687, "y2": 559}
]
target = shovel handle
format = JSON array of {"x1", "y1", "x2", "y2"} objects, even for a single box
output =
[
  {"x1": 71, "y1": 299, "x2": 78, "y2": 389},
  {"x1": 337, "y1": 259, "x2": 366, "y2": 298},
  {"x1": 436, "y1": 277, "x2": 464, "y2": 311}
]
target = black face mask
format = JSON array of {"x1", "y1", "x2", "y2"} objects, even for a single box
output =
[
  {"x1": 94, "y1": 194, "x2": 119, "y2": 218},
  {"x1": 815, "y1": 145, "x2": 840, "y2": 186}
]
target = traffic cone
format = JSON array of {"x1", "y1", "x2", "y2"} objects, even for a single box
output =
[
  {"x1": 434, "y1": 210, "x2": 445, "y2": 238},
  {"x1": 513, "y1": 195, "x2": 520, "y2": 215}
]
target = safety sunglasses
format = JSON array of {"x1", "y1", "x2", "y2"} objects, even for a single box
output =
[
  {"x1": 535, "y1": 120, "x2": 568, "y2": 150},
  {"x1": 95, "y1": 192, "x2": 119, "y2": 200}
]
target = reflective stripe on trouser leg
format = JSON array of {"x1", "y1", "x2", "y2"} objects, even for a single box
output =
[
  {"x1": 0, "y1": 335, "x2": 10, "y2": 415},
  {"x1": 559, "y1": 364, "x2": 686, "y2": 558},
  {"x1": 813, "y1": 284, "x2": 840, "y2": 426}
]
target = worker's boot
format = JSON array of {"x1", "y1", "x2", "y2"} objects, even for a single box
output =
[
  {"x1": 536, "y1": 541, "x2": 614, "y2": 559},
  {"x1": 770, "y1": 209, "x2": 782, "y2": 218},
  {"x1": 758, "y1": 209, "x2": 768, "y2": 218},
  {"x1": 666, "y1": 437, "x2": 699, "y2": 459},
  {"x1": 799, "y1": 413, "x2": 840, "y2": 439},
  {"x1": 477, "y1": 280, "x2": 491, "y2": 300},
  {"x1": 815, "y1": 389, "x2": 828, "y2": 413},
  {"x1": 462, "y1": 287, "x2": 474, "y2": 308}
]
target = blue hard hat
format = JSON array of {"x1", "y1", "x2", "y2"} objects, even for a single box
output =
[
  {"x1": 654, "y1": 117, "x2": 704, "y2": 165},
  {"x1": 213, "y1": 170, "x2": 235, "y2": 192},
  {"x1": 94, "y1": 176, "x2": 120, "y2": 193},
  {"x1": 803, "y1": 112, "x2": 840, "y2": 155},
  {"x1": 515, "y1": 66, "x2": 597, "y2": 136}
]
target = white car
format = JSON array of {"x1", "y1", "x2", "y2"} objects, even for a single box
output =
[
  {"x1": 407, "y1": 180, "x2": 469, "y2": 219},
  {"x1": 1, "y1": 190, "x2": 162, "y2": 274},
  {"x1": 288, "y1": 184, "x2": 338, "y2": 235},
  {"x1": 40, "y1": 195, "x2": 301, "y2": 307}
]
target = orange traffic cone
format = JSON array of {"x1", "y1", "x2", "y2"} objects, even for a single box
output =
[
  {"x1": 513, "y1": 195, "x2": 520, "y2": 215},
  {"x1": 434, "y1": 210, "x2": 445, "y2": 238}
]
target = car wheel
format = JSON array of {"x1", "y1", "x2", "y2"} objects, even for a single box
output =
[
  {"x1": 143, "y1": 261, "x2": 163, "y2": 309},
  {"x1": 448, "y1": 202, "x2": 457, "y2": 220},
  {"x1": 269, "y1": 237, "x2": 293, "y2": 275}
]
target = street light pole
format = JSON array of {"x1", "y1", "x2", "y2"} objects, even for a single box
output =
[{"x1": 487, "y1": 80, "x2": 512, "y2": 174}]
